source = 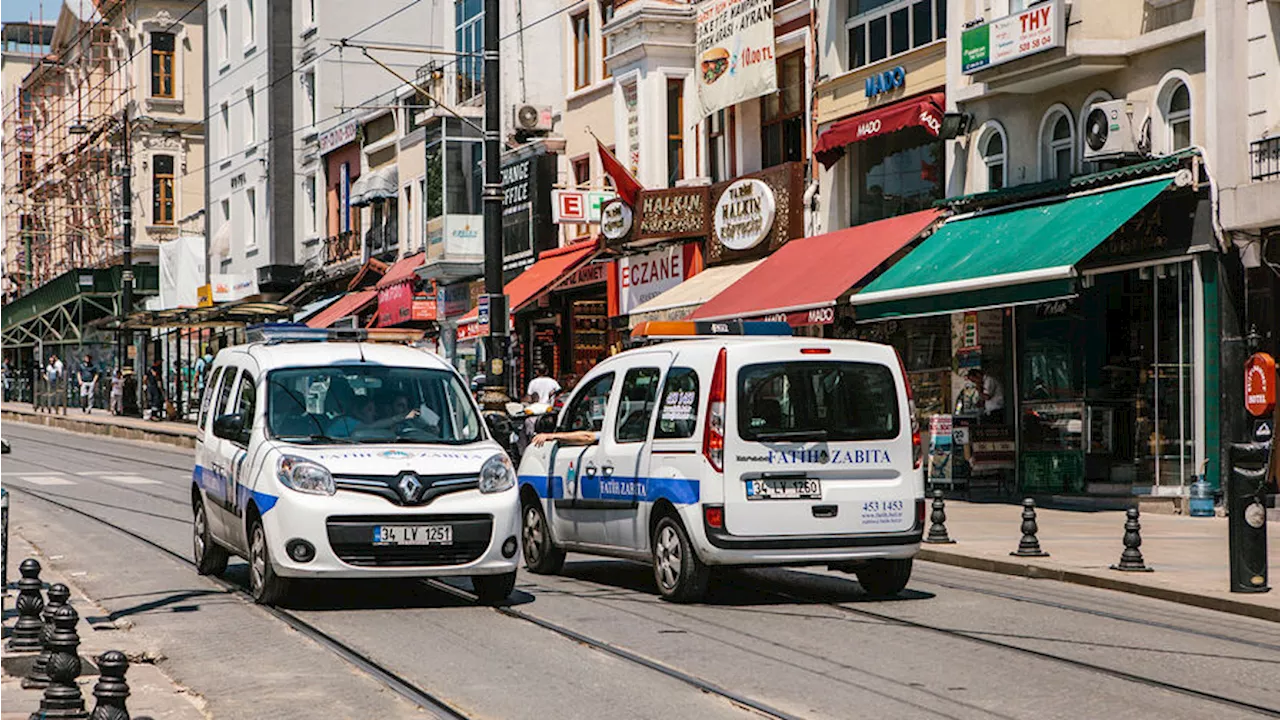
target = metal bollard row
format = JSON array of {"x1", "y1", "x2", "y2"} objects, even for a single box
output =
[{"x1": 5, "y1": 558, "x2": 146, "y2": 719}]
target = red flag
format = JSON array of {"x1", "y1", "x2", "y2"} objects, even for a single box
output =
[{"x1": 597, "y1": 139, "x2": 643, "y2": 207}]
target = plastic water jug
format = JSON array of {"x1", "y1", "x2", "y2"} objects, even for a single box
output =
[{"x1": 1189, "y1": 475, "x2": 1214, "y2": 517}]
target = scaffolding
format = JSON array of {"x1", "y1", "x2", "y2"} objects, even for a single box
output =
[{"x1": 3, "y1": 0, "x2": 131, "y2": 304}]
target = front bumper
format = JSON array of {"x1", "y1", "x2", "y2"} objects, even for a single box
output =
[{"x1": 261, "y1": 485, "x2": 521, "y2": 579}]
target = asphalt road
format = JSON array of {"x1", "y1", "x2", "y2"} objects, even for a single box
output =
[{"x1": 3, "y1": 422, "x2": 1279, "y2": 720}]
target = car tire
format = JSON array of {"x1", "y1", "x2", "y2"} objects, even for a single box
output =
[
  {"x1": 248, "y1": 517, "x2": 290, "y2": 606},
  {"x1": 521, "y1": 501, "x2": 565, "y2": 575},
  {"x1": 652, "y1": 516, "x2": 710, "y2": 603},
  {"x1": 473, "y1": 571, "x2": 517, "y2": 606},
  {"x1": 192, "y1": 496, "x2": 229, "y2": 577},
  {"x1": 856, "y1": 558, "x2": 913, "y2": 598}
]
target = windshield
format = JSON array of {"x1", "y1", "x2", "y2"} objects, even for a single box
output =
[
  {"x1": 737, "y1": 361, "x2": 900, "y2": 442},
  {"x1": 266, "y1": 365, "x2": 482, "y2": 445}
]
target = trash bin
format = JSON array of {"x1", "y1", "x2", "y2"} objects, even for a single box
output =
[{"x1": 1227, "y1": 442, "x2": 1271, "y2": 593}]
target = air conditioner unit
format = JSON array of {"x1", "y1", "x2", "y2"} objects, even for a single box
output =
[
  {"x1": 1083, "y1": 99, "x2": 1147, "y2": 160},
  {"x1": 513, "y1": 104, "x2": 553, "y2": 134}
]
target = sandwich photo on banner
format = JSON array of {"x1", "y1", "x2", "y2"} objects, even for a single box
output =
[{"x1": 694, "y1": 0, "x2": 779, "y2": 119}]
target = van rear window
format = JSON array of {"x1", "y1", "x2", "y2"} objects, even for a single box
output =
[{"x1": 737, "y1": 361, "x2": 900, "y2": 442}]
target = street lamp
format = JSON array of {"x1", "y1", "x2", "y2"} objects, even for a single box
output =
[{"x1": 478, "y1": 0, "x2": 509, "y2": 409}]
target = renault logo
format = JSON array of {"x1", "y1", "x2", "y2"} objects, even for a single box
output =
[{"x1": 397, "y1": 474, "x2": 424, "y2": 503}]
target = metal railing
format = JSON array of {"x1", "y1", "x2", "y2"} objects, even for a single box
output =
[
  {"x1": 1250, "y1": 136, "x2": 1280, "y2": 181},
  {"x1": 323, "y1": 231, "x2": 361, "y2": 266}
]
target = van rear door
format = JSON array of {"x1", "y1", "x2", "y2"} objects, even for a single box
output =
[{"x1": 722, "y1": 343, "x2": 918, "y2": 538}]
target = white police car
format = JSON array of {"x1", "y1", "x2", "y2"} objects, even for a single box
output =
[
  {"x1": 518, "y1": 321, "x2": 924, "y2": 602},
  {"x1": 191, "y1": 326, "x2": 521, "y2": 605}
]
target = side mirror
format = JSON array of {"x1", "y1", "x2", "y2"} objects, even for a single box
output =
[
  {"x1": 212, "y1": 413, "x2": 246, "y2": 442},
  {"x1": 534, "y1": 414, "x2": 558, "y2": 434},
  {"x1": 484, "y1": 412, "x2": 513, "y2": 440}
]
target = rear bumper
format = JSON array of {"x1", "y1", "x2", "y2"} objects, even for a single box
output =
[
  {"x1": 702, "y1": 525, "x2": 923, "y2": 550},
  {"x1": 693, "y1": 505, "x2": 921, "y2": 566}
]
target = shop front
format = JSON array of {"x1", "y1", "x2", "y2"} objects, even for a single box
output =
[
  {"x1": 373, "y1": 252, "x2": 439, "y2": 349},
  {"x1": 850, "y1": 166, "x2": 1213, "y2": 498}
]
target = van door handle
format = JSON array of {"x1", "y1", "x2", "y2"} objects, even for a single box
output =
[
  {"x1": 583, "y1": 465, "x2": 597, "y2": 477},
  {"x1": 601, "y1": 465, "x2": 614, "y2": 477},
  {"x1": 812, "y1": 505, "x2": 838, "y2": 519}
]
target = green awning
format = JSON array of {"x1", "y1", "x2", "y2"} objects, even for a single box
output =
[{"x1": 852, "y1": 177, "x2": 1174, "y2": 321}]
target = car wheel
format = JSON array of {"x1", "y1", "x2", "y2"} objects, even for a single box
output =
[
  {"x1": 192, "y1": 496, "x2": 229, "y2": 577},
  {"x1": 248, "y1": 517, "x2": 290, "y2": 605},
  {"x1": 855, "y1": 558, "x2": 913, "y2": 598},
  {"x1": 652, "y1": 516, "x2": 710, "y2": 603},
  {"x1": 472, "y1": 571, "x2": 517, "y2": 606},
  {"x1": 521, "y1": 501, "x2": 565, "y2": 575}
]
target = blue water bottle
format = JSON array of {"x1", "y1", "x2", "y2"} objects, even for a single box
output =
[{"x1": 1189, "y1": 474, "x2": 1214, "y2": 517}]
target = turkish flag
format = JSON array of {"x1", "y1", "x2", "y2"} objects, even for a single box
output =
[{"x1": 597, "y1": 139, "x2": 643, "y2": 207}]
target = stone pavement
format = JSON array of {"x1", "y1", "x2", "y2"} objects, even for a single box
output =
[
  {"x1": 2, "y1": 535, "x2": 207, "y2": 720},
  {"x1": 1, "y1": 401, "x2": 196, "y2": 448},
  {"x1": 921, "y1": 499, "x2": 1280, "y2": 622}
]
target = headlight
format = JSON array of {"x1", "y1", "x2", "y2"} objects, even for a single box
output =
[
  {"x1": 479, "y1": 453, "x2": 516, "y2": 494},
  {"x1": 276, "y1": 455, "x2": 335, "y2": 496}
]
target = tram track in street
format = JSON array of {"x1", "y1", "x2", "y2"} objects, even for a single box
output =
[{"x1": 6, "y1": 483, "x2": 475, "y2": 720}]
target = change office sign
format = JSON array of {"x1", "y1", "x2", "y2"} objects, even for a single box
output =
[
  {"x1": 961, "y1": 0, "x2": 1064, "y2": 74},
  {"x1": 695, "y1": 0, "x2": 778, "y2": 119}
]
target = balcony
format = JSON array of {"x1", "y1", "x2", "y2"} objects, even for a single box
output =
[
  {"x1": 1251, "y1": 137, "x2": 1280, "y2": 182},
  {"x1": 323, "y1": 231, "x2": 361, "y2": 267}
]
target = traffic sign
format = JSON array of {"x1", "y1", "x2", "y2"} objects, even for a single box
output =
[
  {"x1": 1254, "y1": 419, "x2": 1273, "y2": 444},
  {"x1": 1245, "y1": 352, "x2": 1275, "y2": 417},
  {"x1": 477, "y1": 294, "x2": 490, "y2": 327}
]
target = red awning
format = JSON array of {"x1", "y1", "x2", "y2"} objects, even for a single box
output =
[
  {"x1": 688, "y1": 209, "x2": 944, "y2": 325},
  {"x1": 459, "y1": 238, "x2": 600, "y2": 323},
  {"x1": 814, "y1": 93, "x2": 945, "y2": 169},
  {"x1": 305, "y1": 289, "x2": 378, "y2": 328},
  {"x1": 375, "y1": 252, "x2": 425, "y2": 290}
]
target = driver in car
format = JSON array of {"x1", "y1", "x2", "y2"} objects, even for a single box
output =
[{"x1": 327, "y1": 392, "x2": 420, "y2": 437}]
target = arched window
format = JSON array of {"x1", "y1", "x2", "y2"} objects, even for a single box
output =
[
  {"x1": 1165, "y1": 81, "x2": 1191, "y2": 152},
  {"x1": 978, "y1": 123, "x2": 1007, "y2": 191},
  {"x1": 1039, "y1": 106, "x2": 1074, "y2": 181}
]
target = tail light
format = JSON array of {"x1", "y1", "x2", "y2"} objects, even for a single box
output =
[
  {"x1": 894, "y1": 349, "x2": 922, "y2": 470},
  {"x1": 915, "y1": 498, "x2": 926, "y2": 528},
  {"x1": 703, "y1": 347, "x2": 727, "y2": 473},
  {"x1": 704, "y1": 505, "x2": 724, "y2": 529}
]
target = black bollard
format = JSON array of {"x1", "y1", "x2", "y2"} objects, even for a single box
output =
[
  {"x1": 30, "y1": 604, "x2": 88, "y2": 720},
  {"x1": 1110, "y1": 507, "x2": 1153, "y2": 572},
  {"x1": 24, "y1": 582, "x2": 71, "y2": 688},
  {"x1": 924, "y1": 489, "x2": 956, "y2": 544},
  {"x1": 89, "y1": 650, "x2": 130, "y2": 720},
  {"x1": 1010, "y1": 498, "x2": 1050, "y2": 557},
  {"x1": 8, "y1": 558, "x2": 45, "y2": 652}
]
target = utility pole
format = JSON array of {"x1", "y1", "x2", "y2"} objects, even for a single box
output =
[{"x1": 479, "y1": 0, "x2": 509, "y2": 408}]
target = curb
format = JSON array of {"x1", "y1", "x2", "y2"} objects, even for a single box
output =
[
  {"x1": 917, "y1": 547, "x2": 1279, "y2": 623},
  {"x1": 1, "y1": 409, "x2": 196, "y2": 449}
]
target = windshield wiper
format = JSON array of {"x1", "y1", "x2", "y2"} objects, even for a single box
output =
[
  {"x1": 276, "y1": 433, "x2": 357, "y2": 445},
  {"x1": 753, "y1": 429, "x2": 830, "y2": 442}
]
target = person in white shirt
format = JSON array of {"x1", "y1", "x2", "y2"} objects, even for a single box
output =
[
  {"x1": 526, "y1": 374, "x2": 561, "y2": 405},
  {"x1": 965, "y1": 368, "x2": 1005, "y2": 422}
]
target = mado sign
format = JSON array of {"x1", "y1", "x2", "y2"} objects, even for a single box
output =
[
  {"x1": 714, "y1": 178, "x2": 775, "y2": 251},
  {"x1": 865, "y1": 66, "x2": 906, "y2": 98}
]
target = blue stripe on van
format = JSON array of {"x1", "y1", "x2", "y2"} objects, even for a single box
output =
[{"x1": 521, "y1": 474, "x2": 699, "y2": 505}]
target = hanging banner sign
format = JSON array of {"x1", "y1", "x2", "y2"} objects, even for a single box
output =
[
  {"x1": 694, "y1": 0, "x2": 778, "y2": 120},
  {"x1": 552, "y1": 190, "x2": 618, "y2": 223},
  {"x1": 600, "y1": 200, "x2": 634, "y2": 242}
]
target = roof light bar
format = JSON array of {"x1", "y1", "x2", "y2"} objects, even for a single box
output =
[
  {"x1": 245, "y1": 323, "x2": 425, "y2": 345},
  {"x1": 630, "y1": 320, "x2": 792, "y2": 340}
]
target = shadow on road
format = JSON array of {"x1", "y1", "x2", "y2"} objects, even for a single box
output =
[{"x1": 554, "y1": 559, "x2": 936, "y2": 606}]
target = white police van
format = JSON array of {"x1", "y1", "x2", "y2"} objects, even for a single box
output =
[
  {"x1": 192, "y1": 326, "x2": 521, "y2": 605},
  {"x1": 518, "y1": 321, "x2": 925, "y2": 602}
]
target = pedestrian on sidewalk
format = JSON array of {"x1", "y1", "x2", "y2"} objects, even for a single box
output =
[
  {"x1": 77, "y1": 354, "x2": 100, "y2": 413},
  {"x1": 144, "y1": 360, "x2": 165, "y2": 421},
  {"x1": 109, "y1": 366, "x2": 124, "y2": 415},
  {"x1": 45, "y1": 353, "x2": 64, "y2": 409}
]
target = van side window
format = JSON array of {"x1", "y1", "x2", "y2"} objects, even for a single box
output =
[
  {"x1": 233, "y1": 372, "x2": 257, "y2": 440},
  {"x1": 654, "y1": 367, "x2": 699, "y2": 439},
  {"x1": 562, "y1": 373, "x2": 615, "y2": 433},
  {"x1": 199, "y1": 366, "x2": 225, "y2": 429},
  {"x1": 214, "y1": 368, "x2": 238, "y2": 421},
  {"x1": 615, "y1": 367, "x2": 661, "y2": 443}
]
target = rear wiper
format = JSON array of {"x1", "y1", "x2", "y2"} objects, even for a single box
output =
[{"x1": 753, "y1": 429, "x2": 830, "y2": 442}]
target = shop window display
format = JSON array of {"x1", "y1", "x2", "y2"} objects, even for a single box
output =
[
  {"x1": 571, "y1": 300, "x2": 608, "y2": 377},
  {"x1": 854, "y1": 126, "x2": 944, "y2": 224}
]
